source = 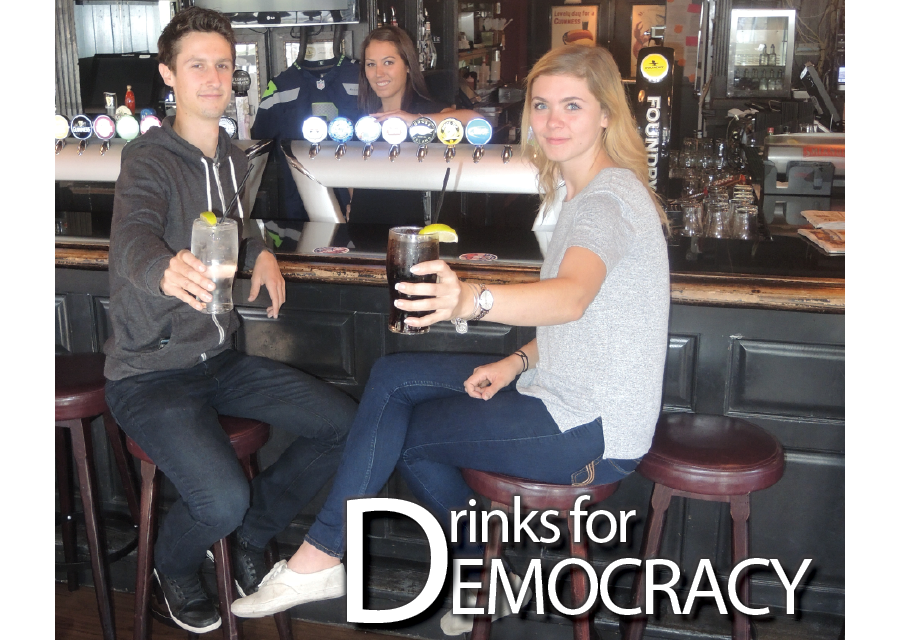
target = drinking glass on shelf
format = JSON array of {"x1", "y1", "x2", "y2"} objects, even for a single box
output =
[
  {"x1": 682, "y1": 168, "x2": 702, "y2": 198},
  {"x1": 681, "y1": 202, "x2": 705, "y2": 237},
  {"x1": 386, "y1": 226, "x2": 440, "y2": 335},
  {"x1": 705, "y1": 202, "x2": 731, "y2": 239},
  {"x1": 190, "y1": 217, "x2": 238, "y2": 314},
  {"x1": 732, "y1": 205, "x2": 759, "y2": 240}
]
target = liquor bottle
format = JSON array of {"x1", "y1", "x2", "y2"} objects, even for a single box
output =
[
  {"x1": 390, "y1": 6, "x2": 397, "y2": 27},
  {"x1": 124, "y1": 85, "x2": 136, "y2": 113},
  {"x1": 758, "y1": 46, "x2": 766, "y2": 66},
  {"x1": 424, "y1": 8, "x2": 437, "y2": 69},
  {"x1": 767, "y1": 44, "x2": 777, "y2": 66}
]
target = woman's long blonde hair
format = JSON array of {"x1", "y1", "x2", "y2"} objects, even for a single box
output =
[{"x1": 520, "y1": 45, "x2": 667, "y2": 226}]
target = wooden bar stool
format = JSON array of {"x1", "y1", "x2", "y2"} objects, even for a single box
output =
[
  {"x1": 56, "y1": 353, "x2": 141, "y2": 640},
  {"x1": 125, "y1": 416, "x2": 293, "y2": 640},
  {"x1": 461, "y1": 469, "x2": 621, "y2": 640},
  {"x1": 621, "y1": 413, "x2": 786, "y2": 640}
]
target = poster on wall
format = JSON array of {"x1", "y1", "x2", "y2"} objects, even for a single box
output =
[
  {"x1": 631, "y1": 5, "x2": 667, "y2": 76},
  {"x1": 550, "y1": 6, "x2": 599, "y2": 49}
]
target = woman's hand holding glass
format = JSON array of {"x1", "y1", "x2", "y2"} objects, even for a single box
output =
[{"x1": 392, "y1": 259, "x2": 469, "y2": 328}]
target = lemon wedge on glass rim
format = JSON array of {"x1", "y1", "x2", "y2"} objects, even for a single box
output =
[
  {"x1": 199, "y1": 211, "x2": 218, "y2": 226},
  {"x1": 419, "y1": 224, "x2": 458, "y2": 243}
]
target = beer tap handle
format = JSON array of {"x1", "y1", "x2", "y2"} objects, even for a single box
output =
[
  {"x1": 100, "y1": 140, "x2": 111, "y2": 156},
  {"x1": 363, "y1": 143, "x2": 374, "y2": 160},
  {"x1": 389, "y1": 144, "x2": 400, "y2": 162},
  {"x1": 417, "y1": 145, "x2": 427, "y2": 162},
  {"x1": 444, "y1": 145, "x2": 456, "y2": 163},
  {"x1": 473, "y1": 146, "x2": 484, "y2": 163},
  {"x1": 502, "y1": 145, "x2": 513, "y2": 164},
  {"x1": 335, "y1": 144, "x2": 346, "y2": 160},
  {"x1": 77, "y1": 139, "x2": 88, "y2": 156},
  {"x1": 55, "y1": 139, "x2": 65, "y2": 155},
  {"x1": 309, "y1": 143, "x2": 320, "y2": 159}
]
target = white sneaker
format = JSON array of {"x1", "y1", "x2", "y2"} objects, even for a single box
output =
[
  {"x1": 230, "y1": 560, "x2": 346, "y2": 618},
  {"x1": 440, "y1": 572, "x2": 532, "y2": 636}
]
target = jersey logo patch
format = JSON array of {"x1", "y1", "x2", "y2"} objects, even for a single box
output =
[{"x1": 343, "y1": 83, "x2": 359, "y2": 96}]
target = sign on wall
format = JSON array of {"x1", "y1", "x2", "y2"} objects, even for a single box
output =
[{"x1": 550, "y1": 6, "x2": 599, "y2": 50}]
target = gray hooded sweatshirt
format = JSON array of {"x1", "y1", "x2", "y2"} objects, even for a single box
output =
[{"x1": 104, "y1": 117, "x2": 269, "y2": 381}]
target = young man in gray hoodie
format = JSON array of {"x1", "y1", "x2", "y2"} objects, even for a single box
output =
[{"x1": 103, "y1": 8, "x2": 355, "y2": 633}]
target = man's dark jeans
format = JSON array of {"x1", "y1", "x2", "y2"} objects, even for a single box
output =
[{"x1": 106, "y1": 349, "x2": 356, "y2": 578}]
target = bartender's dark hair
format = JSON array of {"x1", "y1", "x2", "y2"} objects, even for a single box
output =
[
  {"x1": 521, "y1": 45, "x2": 667, "y2": 229},
  {"x1": 157, "y1": 7, "x2": 236, "y2": 70},
  {"x1": 359, "y1": 27, "x2": 433, "y2": 113}
]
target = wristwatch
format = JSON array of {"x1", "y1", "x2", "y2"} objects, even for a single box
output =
[{"x1": 452, "y1": 284, "x2": 492, "y2": 334}]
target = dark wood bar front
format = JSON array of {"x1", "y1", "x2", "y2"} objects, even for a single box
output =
[{"x1": 56, "y1": 225, "x2": 844, "y2": 640}]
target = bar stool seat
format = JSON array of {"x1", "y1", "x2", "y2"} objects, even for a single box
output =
[
  {"x1": 56, "y1": 353, "x2": 141, "y2": 640},
  {"x1": 622, "y1": 413, "x2": 786, "y2": 640},
  {"x1": 126, "y1": 416, "x2": 293, "y2": 640},
  {"x1": 461, "y1": 469, "x2": 620, "y2": 640}
]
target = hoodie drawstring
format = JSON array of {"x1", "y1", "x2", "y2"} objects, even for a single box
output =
[{"x1": 201, "y1": 158, "x2": 213, "y2": 212}]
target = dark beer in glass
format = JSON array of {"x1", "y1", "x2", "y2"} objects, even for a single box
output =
[{"x1": 387, "y1": 226, "x2": 439, "y2": 334}]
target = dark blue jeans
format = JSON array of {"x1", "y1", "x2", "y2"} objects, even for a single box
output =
[
  {"x1": 305, "y1": 352, "x2": 639, "y2": 558},
  {"x1": 105, "y1": 349, "x2": 356, "y2": 577}
]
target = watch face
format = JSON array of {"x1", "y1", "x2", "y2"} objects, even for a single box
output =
[{"x1": 479, "y1": 289, "x2": 494, "y2": 310}]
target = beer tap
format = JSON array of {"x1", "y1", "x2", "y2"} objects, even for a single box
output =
[
  {"x1": 381, "y1": 117, "x2": 408, "y2": 162},
  {"x1": 354, "y1": 116, "x2": 382, "y2": 160},
  {"x1": 502, "y1": 145, "x2": 513, "y2": 163},
  {"x1": 92, "y1": 114, "x2": 116, "y2": 156},
  {"x1": 464, "y1": 117, "x2": 493, "y2": 163},
  {"x1": 409, "y1": 116, "x2": 436, "y2": 162},
  {"x1": 70, "y1": 115, "x2": 93, "y2": 156},
  {"x1": 301, "y1": 116, "x2": 328, "y2": 159},
  {"x1": 436, "y1": 117, "x2": 464, "y2": 163},
  {"x1": 54, "y1": 115, "x2": 70, "y2": 155},
  {"x1": 232, "y1": 70, "x2": 252, "y2": 140},
  {"x1": 327, "y1": 116, "x2": 354, "y2": 160},
  {"x1": 115, "y1": 114, "x2": 140, "y2": 142}
]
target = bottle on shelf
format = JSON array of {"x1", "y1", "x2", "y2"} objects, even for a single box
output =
[
  {"x1": 758, "y1": 46, "x2": 767, "y2": 67},
  {"x1": 390, "y1": 6, "x2": 397, "y2": 27},
  {"x1": 424, "y1": 9, "x2": 437, "y2": 70},
  {"x1": 124, "y1": 85, "x2": 136, "y2": 113},
  {"x1": 767, "y1": 44, "x2": 777, "y2": 66}
]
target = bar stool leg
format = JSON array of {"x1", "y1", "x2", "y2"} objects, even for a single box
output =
[
  {"x1": 102, "y1": 413, "x2": 141, "y2": 524},
  {"x1": 622, "y1": 483, "x2": 674, "y2": 640},
  {"x1": 730, "y1": 494, "x2": 752, "y2": 640},
  {"x1": 134, "y1": 460, "x2": 159, "y2": 640},
  {"x1": 471, "y1": 501, "x2": 506, "y2": 640},
  {"x1": 213, "y1": 538, "x2": 240, "y2": 640},
  {"x1": 241, "y1": 452, "x2": 294, "y2": 640},
  {"x1": 56, "y1": 426, "x2": 79, "y2": 591},
  {"x1": 567, "y1": 510, "x2": 600, "y2": 640},
  {"x1": 68, "y1": 416, "x2": 116, "y2": 640}
]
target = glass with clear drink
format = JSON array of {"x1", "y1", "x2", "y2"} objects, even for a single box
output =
[
  {"x1": 387, "y1": 226, "x2": 439, "y2": 334},
  {"x1": 190, "y1": 217, "x2": 239, "y2": 314}
]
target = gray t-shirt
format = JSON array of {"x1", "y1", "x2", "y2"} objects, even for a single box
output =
[{"x1": 516, "y1": 168, "x2": 670, "y2": 459}]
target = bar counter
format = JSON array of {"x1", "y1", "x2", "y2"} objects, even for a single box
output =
[{"x1": 55, "y1": 220, "x2": 845, "y2": 640}]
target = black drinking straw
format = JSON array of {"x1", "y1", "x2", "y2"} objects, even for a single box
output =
[{"x1": 432, "y1": 168, "x2": 451, "y2": 226}]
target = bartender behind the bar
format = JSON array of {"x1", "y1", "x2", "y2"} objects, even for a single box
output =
[
  {"x1": 103, "y1": 7, "x2": 355, "y2": 634},
  {"x1": 250, "y1": 24, "x2": 361, "y2": 219},
  {"x1": 348, "y1": 26, "x2": 479, "y2": 223}
]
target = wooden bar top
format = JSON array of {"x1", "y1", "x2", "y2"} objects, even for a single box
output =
[{"x1": 56, "y1": 222, "x2": 845, "y2": 313}]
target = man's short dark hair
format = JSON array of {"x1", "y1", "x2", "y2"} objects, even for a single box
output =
[{"x1": 157, "y1": 7, "x2": 236, "y2": 69}]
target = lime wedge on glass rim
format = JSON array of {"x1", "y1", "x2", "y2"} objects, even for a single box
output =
[
  {"x1": 419, "y1": 224, "x2": 458, "y2": 243},
  {"x1": 199, "y1": 211, "x2": 218, "y2": 226}
]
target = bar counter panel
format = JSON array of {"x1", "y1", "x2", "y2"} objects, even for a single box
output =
[{"x1": 55, "y1": 220, "x2": 845, "y2": 639}]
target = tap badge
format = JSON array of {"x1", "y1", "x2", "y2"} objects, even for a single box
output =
[
  {"x1": 93, "y1": 115, "x2": 116, "y2": 141},
  {"x1": 354, "y1": 116, "x2": 382, "y2": 143},
  {"x1": 140, "y1": 115, "x2": 162, "y2": 135},
  {"x1": 409, "y1": 117, "x2": 437, "y2": 145},
  {"x1": 116, "y1": 115, "x2": 140, "y2": 141},
  {"x1": 640, "y1": 54, "x2": 669, "y2": 83},
  {"x1": 219, "y1": 116, "x2": 238, "y2": 139},
  {"x1": 328, "y1": 117, "x2": 355, "y2": 143},
  {"x1": 301, "y1": 116, "x2": 328, "y2": 143},
  {"x1": 436, "y1": 118, "x2": 464, "y2": 146},
  {"x1": 465, "y1": 118, "x2": 493, "y2": 146},
  {"x1": 70, "y1": 115, "x2": 93, "y2": 140},
  {"x1": 381, "y1": 117, "x2": 409, "y2": 145},
  {"x1": 54, "y1": 115, "x2": 71, "y2": 140},
  {"x1": 232, "y1": 70, "x2": 252, "y2": 96}
]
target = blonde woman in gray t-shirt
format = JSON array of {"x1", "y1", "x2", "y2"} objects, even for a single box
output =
[{"x1": 232, "y1": 45, "x2": 671, "y2": 631}]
